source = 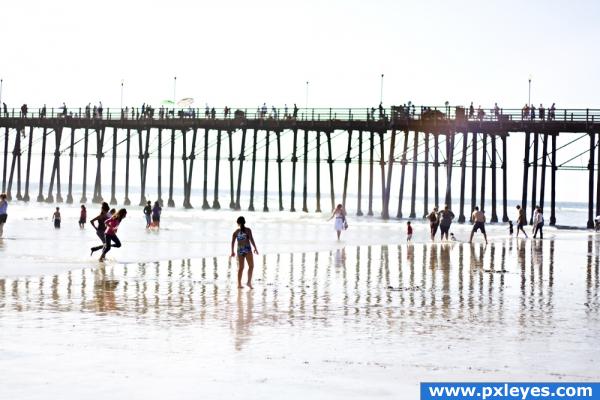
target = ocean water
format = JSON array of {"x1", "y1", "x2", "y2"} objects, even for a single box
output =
[{"x1": 0, "y1": 201, "x2": 573, "y2": 277}]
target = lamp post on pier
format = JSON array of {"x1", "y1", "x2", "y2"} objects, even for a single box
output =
[
  {"x1": 528, "y1": 74, "x2": 532, "y2": 106},
  {"x1": 305, "y1": 80, "x2": 309, "y2": 109},
  {"x1": 0, "y1": 78, "x2": 3, "y2": 110},
  {"x1": 380, "y1": 73, "x2": 384, "y2": 104},
  {"x1": 173, "y1": 76, "x2": 177, "y2": 106},
  {"x1": 120, "y1": 79, "x2": 124, "y2": 110}
]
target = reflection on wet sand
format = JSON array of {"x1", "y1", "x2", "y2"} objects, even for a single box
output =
[{"x1": 0, "y1": 238, "x2": 598, "y2": 351}]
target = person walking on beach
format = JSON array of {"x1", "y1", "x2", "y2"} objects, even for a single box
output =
[
  {"x1": 438, "y1": 205, "x2": 455, "y2": 241},
  {"x1": 151, "y1": 201, "x2": 162, "y2": 229},
  {"x1": 469, "y1": 207, "x2": 487, "y2": 244},
  {"x1": 90, "y1": 202, "x2": 110, "y2": 255},
  {"x1": 0, "y1": 193, "x2": 8, "y2": 238},
  {"x1": 99, "y1": 209, "x2": 127, "y2": 262},
  {"x1": 328, "y1": 204, "x2": 347, "y2": 240},
  {"x1": 533, "y1": 206, "x2": 544, "y2": 239},
  {"x1": 52, "y1": 207, "x2": 61, "y2": 228},
  {"x1": 230, "y1": 216, "x2": 259, "y2": 289},
  {"x1": 406, "y1": 221, "x2": 413, "y2": 242},
  {"x1": 427, "y1": 207, "x2": 439, "y2": 241},
  {"x1": 143, "y1": 200, "x2": 152, "y2": 228},
  {"x1": 516, "y1": 205, "x2": 528, "y2": 238},
  {"x1": 79, "y1": 205, "x2": 87, "y2": 229}
]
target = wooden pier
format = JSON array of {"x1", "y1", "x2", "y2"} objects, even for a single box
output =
[{"x1": 1, "y1": 105, "x2": 599, "y2": 227}]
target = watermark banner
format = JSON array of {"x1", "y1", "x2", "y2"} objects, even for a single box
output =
[{"x1": 421, "y1": 383, "x2": 599, "y2": 400}]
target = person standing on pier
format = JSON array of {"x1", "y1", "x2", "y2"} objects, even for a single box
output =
[
  {"x1": 328, "y1": 204, "x2": 348, "y2": 241},
  {"x1": 469, "y1": 102, "x2": 474, "y2": 119},
  {"x1": 90, "y1": 202, "x2": 110, "y2": 255},
  {"x1": 62, "y1": 103, "x2": 67, "y2": 117},
  {"x1": 79, "y1": 205, "x2": 87, "y2": 229},
  {"x1": 530, "y1": 104, "x2": 536, "y2": 120},
  {"x1": 469, "y1": 207, "x2": 488, "y2": 244},
  {"x1": 52, "y1": 207, "x2": 61, "y2": 229},
  {"x1": 494, "y1": 103, "x2": 500, "y2": 119},
  {"x1": 522, "y1": 104, "x2": 529, "y2": 120},
  {"x1": 515, "y1": 205, "x2": 528, "y2": 238},
  {"x1": 99, "y1": 209, "x2": 128, "y2": 262},
  {"x1": 0, "y1": 193, "x2": 8, "y2": 238},
  {"x1": 539, "y1": 104, "x2": 545, "y2": 120},
  {"x1": 293, "y1": 103, "x2": 298, "y2": 119},
  {"x1": 438, "y1": 205, "x2": 455, "y2": 241},
  {"x1": 427, "y1": 207, "x2": 440, "y2": 241},
  {"x1": 2, "y1": 103, "x2": 7, "y2": 117},
  {"x1": 230, "y1": 216, "x2": 259, "y2": 289}
]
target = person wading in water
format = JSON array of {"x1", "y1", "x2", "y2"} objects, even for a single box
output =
[{"x1": 230, "y1": 216, "x2": 259, "y2": 289}]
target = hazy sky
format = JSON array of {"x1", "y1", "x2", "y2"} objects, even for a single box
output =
[{"x1": 1, "y1": 0, "x2": 599, "y2": 110}]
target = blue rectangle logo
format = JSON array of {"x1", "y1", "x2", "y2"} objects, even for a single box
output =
[{"x1": 421, "y1": 383, "x2": 600, "y2": 400}]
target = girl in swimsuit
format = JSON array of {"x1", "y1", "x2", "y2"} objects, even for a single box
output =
[
  {"x1": 230, "y1": 216, "x2": 258, "y2": 289},
  {"x1": 99, "y1": 208, "x2": 127, "y2": 262}
]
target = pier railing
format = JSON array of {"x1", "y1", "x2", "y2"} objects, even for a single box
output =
[{"x1": 1, "y1": 106, "x2": 599, "y2": 123}]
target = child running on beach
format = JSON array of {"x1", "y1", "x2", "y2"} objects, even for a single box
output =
[
  {"x1": 52, "y1": 207, "x2": 61, "y2": 228},
  {"x1": 90, "y1": 202, "x2": 110, "y2": 255},
  {"x1": 99, "y1": 208, "x2": 127, "y2": 262},
  {"x1": 230, "y1": 216, "x2": 259, "y2": 289}
]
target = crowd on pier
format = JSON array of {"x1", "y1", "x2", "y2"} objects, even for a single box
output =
[{"x1": 0, "y1": 101, "x2": 565, "y2": 122}]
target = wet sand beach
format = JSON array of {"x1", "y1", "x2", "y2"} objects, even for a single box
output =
[{"x1": 0, "y1": 206, "x2": 599, "y2": 399}]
